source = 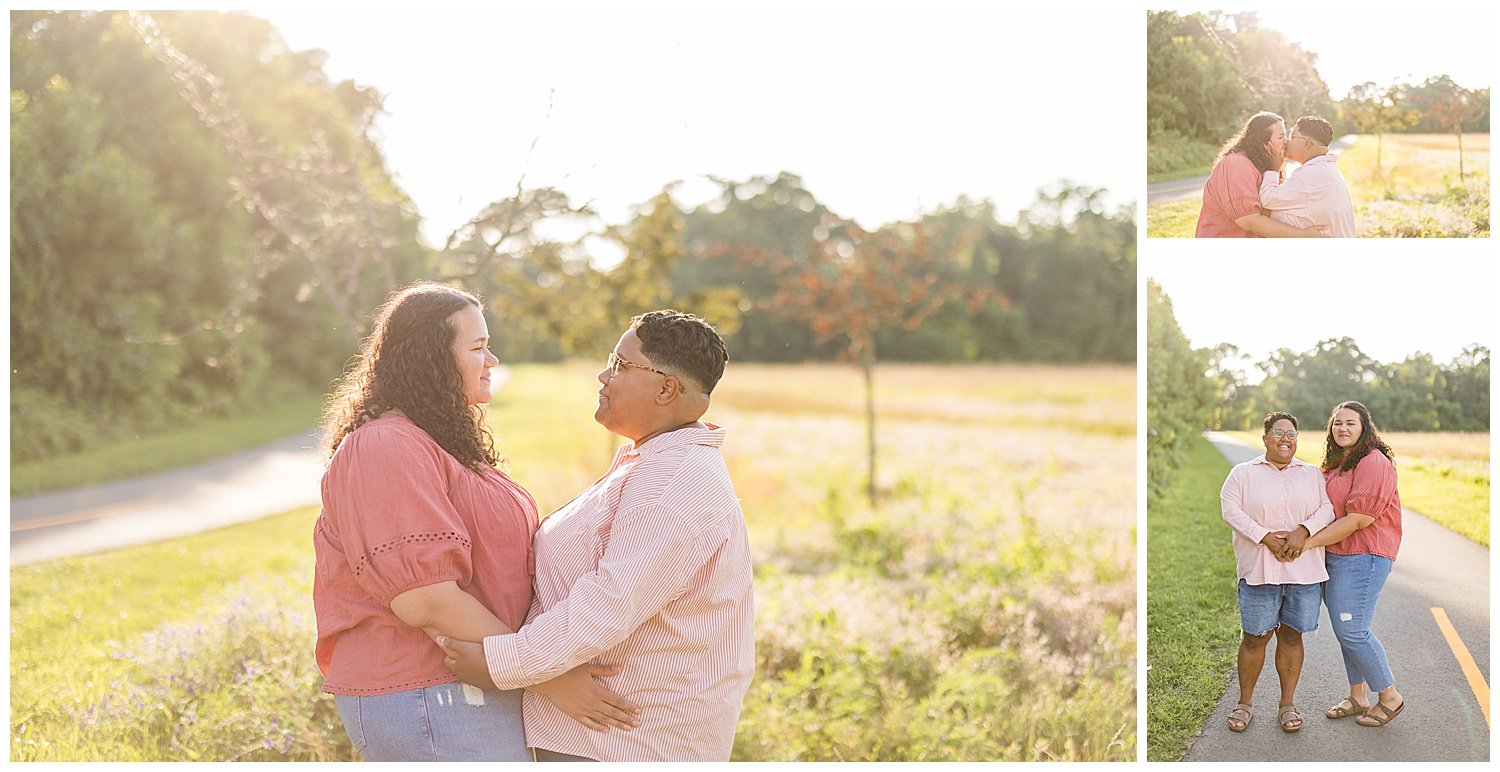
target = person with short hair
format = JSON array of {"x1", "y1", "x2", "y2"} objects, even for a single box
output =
[
  {"x1": 1258, "y1": 115, "x2": 1357, "y2": 237},
  {"x1": 1219, "y1": 411, "x2": 1336, "y2": 733},
  {"x1": 439, "y1": 309, "x2": 754, "y2": 761}
]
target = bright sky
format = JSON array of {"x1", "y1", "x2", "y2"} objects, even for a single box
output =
[
  {"x1": 1149, "y1": 247, "x2": 1491, "y2": 380},
  {"x1": 242, "y1": 2, "x2": 1142, "y2": 247},
  {"x1": 1230, "y1": 6, "x2": 1492, "y2": 96}
]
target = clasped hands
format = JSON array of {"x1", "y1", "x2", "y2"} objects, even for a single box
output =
[{"x1": 1259, "y1": 527, "x2": 1308, "y2": 562}]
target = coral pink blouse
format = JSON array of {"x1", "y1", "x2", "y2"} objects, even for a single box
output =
[
  {"x1": 1323, "y1": 450, "x2": 1402, "y2": 561},
  {"x1": 313, "y1": 413, "x2": 538, "y2": 695},
  {"x1": 1195, "y1": 152, "x2": 1265, "y2": 238}
]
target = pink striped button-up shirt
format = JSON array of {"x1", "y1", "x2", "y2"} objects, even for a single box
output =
[
  {"x1": 482, "y1": 423, "x2": 754, "y2": 761},
  {"x1": 1221, "y1": 454, "x2": 1336, "y2": 585}
]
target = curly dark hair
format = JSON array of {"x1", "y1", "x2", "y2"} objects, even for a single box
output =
[
  {"x1": 632, "y1": 309, "x2": 728, "y2": 394},
  {"x1": 1320, "y1": 400, "x2": 1394, "y2": 473},
  {"x1": 1262, "y1": 411, "x2": 1298, "y2": 432},
  {"x1": 1217, "y1": 111, "x2": 1285, "y2": 178},
  {"x1": 320, "y1": 282, "x2": 499, "y2": 473}
]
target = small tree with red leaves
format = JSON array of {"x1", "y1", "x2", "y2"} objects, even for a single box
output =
[{"x1": 750, "y1": 216, "x2": 1002, "y2": 504}]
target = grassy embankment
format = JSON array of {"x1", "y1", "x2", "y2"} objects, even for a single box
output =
[
  {"x1": 1222, "y1": 430, "x2": 1489, "y2": 546},
  {"x1": 1145, "y1": 435, "x2": 1238, "y2": 761},
  {"x1": 1147, "y1": 133, "x2": 1490, "y2": 238},
  {"x1": 12, "y1": 362, "x2": 1138, "y2": 762},
  {"x1": 10, "y1": 393, "x2": 326, "y2": 497}
]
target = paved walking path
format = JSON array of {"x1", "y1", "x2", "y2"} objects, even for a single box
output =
[
  {"x1": 1180, "y1": 432, "x2": 1489, "y2": 762},
  {"x1": 10, "y1": 367, "x2": 511, "y2": 566},
  {"x1": 1147, "y1": 135, "x2": 1359, "y2": 205}
]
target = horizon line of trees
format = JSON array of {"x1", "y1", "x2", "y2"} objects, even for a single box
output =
[
  {"x1": 1148, "y1": 280, "x2": 1489, "y2": 497},
  {"x1": 1206, "y1": 338, "x2": 1489, "y2": 434},
  {"x1": 1148, "y1": 11, "x2": 1489, "y2": 163},
  {"x1": 11, "y1": 11, "x2": 1136, "y2": 464}
]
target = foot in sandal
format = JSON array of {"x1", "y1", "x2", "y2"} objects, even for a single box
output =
[
  {"x1": 1227, "y1": 704, "x2": 1253, "y2": 732},
  {"x1": 1325, "y1": 696, "x2": 1369, "y2": 719},
  {"x1": 1278, "y1": 705, "x2": 1303, "y2": 732},
  {"x1": 1356, "y1": 698, "x2": 1405, "y2": 727}
]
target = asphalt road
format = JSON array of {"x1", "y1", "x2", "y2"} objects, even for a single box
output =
[
  {"x1": 1147, "y1": 135, "x2": 1359, "y2": 205},
  {"x1": 10, "y1": 367, "x2": 512, "y2": 566},
  {"x1": 1179, "y1": 432, "x2": 1490, "y2": 762}
]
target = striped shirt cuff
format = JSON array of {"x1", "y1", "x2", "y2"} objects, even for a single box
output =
[{"x1": 483, "y1": 632, "x2": 528, "y2": 690}]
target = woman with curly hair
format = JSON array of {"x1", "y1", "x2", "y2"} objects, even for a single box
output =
[
  {"x1": 1291, "y1": 401, "x2": 1406, "y2": 727},
  {"x1": 312, "y1": 282, "x2": 634, "y2": 761},
  {"x1": 1195, "y1": 111, "x2": 1328, "y2": 238}
]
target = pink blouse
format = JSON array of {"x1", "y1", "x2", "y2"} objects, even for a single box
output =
[
  {"x1": 1195, "y1": 152, "x2": 1265, "y2": 238},
  {"x1": 313, "y1": 413, "x2": 538, "y2": 695},
  {"x1": 1324, "y1": 450, "x2": 1402, "y2": 560}
]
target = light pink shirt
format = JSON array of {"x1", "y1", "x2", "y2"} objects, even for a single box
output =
[
  {"x1": 1221, "y1": 454, "x2": 1336, "y2": 585},
  {"x1": 483, "y1": 423, "x2": 754, "y2": 761},
  {"x1": 1260, "y1": 153, "x2": 1357, "y2": 237}
]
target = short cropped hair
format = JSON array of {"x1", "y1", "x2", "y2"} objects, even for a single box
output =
[
  {"x1": 631, "y1": 309, "x2": 729, "y2": 394},
  {"x1": 1294, "y1": 116, "x2": 1333, "y2": 147},
  {"x1": 1263, "y1": 411, "x2": 1299, "y2": 433}
]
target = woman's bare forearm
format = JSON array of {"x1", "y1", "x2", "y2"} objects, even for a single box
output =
[
  {"x1": 390, "y1": 580, "x2": 513, "y2": 641},
  {"x1": 1303, "y1": 513, "x2": 1375, "y2": 550},
  {"x1": 1236, "y1": 212, "x2": 1325, "y2": 238}
]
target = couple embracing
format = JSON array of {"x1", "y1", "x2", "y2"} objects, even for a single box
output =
[
  {"x1": 1220, "y1": 403, "x2": 1404, "y2": 735},
  {"x1": 312, "y1": 283, "x2": 753, "y2": 761},
  {"x1": 1196, "y1": 112, "x2": 1356, "y2": 238}
]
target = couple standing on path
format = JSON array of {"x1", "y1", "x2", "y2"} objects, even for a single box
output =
[
  {"x1": 312, "y1": 282, "x2": 754, "y2": 762},
  {"x1": 1221, "y1": 404, "x2": 1405, "y2": 735}
]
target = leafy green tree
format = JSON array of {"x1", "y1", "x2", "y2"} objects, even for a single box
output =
[
  {"x1": 1146, "y1": 281, "x2": 1216, "y2": 497},
  {"x1": 1146, "y1": 11, "x2": 1248, "y2": 141},
  {"x1": 1407, "y1": 76, "x2": 1483, "y2": 179},
  {"x1": 1343, "y1": 81, "x2": 1420, "y2": 170},
  {"x1": 10, "y1": 11, "x2": 427, "y2": 460}
]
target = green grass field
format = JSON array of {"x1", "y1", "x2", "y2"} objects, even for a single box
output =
[
  {"x1": 1145, "y1": 436, "x2": 1238, "y2": 761},
  {"x1": 1147, "y1": 133, "x2": 1490, "y2": 238},
  {"x1": 10, "y1": 362, "x2": 1138, "y2": 762},
  {"x1": 10, "y1": 393, "x2": 326, "y2": 497},
  {"x1": 1221, "y1": 430, "x2": 1489, "y2": 546}
]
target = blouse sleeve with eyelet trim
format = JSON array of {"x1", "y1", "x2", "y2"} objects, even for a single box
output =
[
  {"x1": 323, "y1": 421, "x2": 473, "y2": 605},
  {"x1": 1344, "y1": 451, "x2": 1399, "y2": 520}
]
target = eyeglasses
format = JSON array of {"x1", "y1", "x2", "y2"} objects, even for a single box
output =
[
  {"x1": 607, "y1": 352, "x2": 669, "y2": 379},
  {"x1": 1269, "y1": 429, "x2": 1299, "y2": 439}
]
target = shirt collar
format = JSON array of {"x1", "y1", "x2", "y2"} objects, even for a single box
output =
[
  {"x1": 1303, "y1": 152, "x2": 1336, "y2": 167},
  {"x1": 621, "y1": 422, "x2": 726, "y2": 459},
  {"x1": 1251, "y1": 453, "x2": 1309, "y2": 469}
]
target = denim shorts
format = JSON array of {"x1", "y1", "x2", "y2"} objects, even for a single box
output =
[
  {"x1": 334, "y1": 681, "x2": 528, "y2": 761},
  {"x1": 1237, "y1": 579, "x2": 1321, "y2": 635}
]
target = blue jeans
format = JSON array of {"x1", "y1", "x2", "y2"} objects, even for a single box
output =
[
  {"x1": 1323, "y1": 552, "x2": 1396, "y2": 693},
  {"x1": 334, "y1": 682, "x2": 528, "y2": 761},
  {"x1": 1237, "y1": 579, "x2": 1321, "y2": 635}
]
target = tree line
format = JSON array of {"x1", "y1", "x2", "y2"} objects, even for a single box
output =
[
  {"x1": 1147, "y1": 281, "x2": 1489, "y2": 497},
  {"x1": 1147, "y1": 11, "x2": 1489, "y2": 175},
  {"x1": 11, "y1": 11, "x2": 1136, "y2": 463}
]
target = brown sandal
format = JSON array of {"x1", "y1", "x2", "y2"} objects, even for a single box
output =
[
  {"x1": 1357, "y1": 699, "x2": 1405, "y2": 727},
  {"x1": 1227, "y1": 704, "x2": 1253, "y2": 732},
  {"x1": 1325, "y1": 697, "x2": 1369, "y2": 719},
  {"x1": 1278, "y1": 705, "x2": 1303, "y2": 733}
]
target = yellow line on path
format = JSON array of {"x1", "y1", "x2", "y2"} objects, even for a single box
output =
[{"x1": 1431, "y1": 607, "x2": 1489, "y2": 727}]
